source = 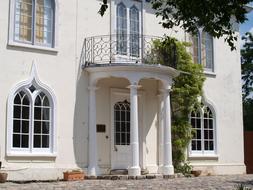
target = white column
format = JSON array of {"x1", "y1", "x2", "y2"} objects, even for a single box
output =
[
  {"x1": 163, "y1": 88, "x2": 174, "y2": 175},
  {"x1": 128, "y1": 84, "x2": 141, "y2": 176},
  {"x1": 88, "y1": 86, "x2": 100, "y2": 176},
  {"x1": 158, "y1": 94, "x2": 164, "y2": 173}
]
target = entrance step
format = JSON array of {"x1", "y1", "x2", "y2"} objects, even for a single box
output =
[{"x1": 110, "y1": 169, "x2": 128, "y2": 175}]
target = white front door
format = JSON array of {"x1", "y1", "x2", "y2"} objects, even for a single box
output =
[{"x1": 111, "y1": 90, "x2": 131, "y2": 169}]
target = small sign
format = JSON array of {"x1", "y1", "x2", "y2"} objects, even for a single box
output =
[{"x1": 97, "y1": 124, "x2": 106, "y2": 133}]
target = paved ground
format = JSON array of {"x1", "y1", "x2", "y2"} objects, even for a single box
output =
[{"x1": 0, "y1": 175, "x2": 253, "y2": 190}]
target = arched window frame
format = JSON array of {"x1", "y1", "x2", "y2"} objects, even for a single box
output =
[
  {"x1": 8, "y1": 0, "x2": 59, "y2": 51},
  {"x1": 189, "y1": 101, "x2": 217, "y2": 157},
  {"x1": 114, "y1": 100, "x2": 130, "y2": 146},
  {"x1": 114, "y1": 1, "x2": 141, "y2": 58},
  {"x1": 7, "y1": 64, "x2": 57, "y2": 157},
  {"x1": 190, "y1": 29, "x2": 215, "y2": 73},
  {"x1": 116, "y1": 2, "x2": 127, "y2": 55},
  {"x1": 129, "y1": 5, "x2": 140, "y2": 57}
]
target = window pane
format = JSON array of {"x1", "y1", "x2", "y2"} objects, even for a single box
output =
[
  {"x1": 13, "y1": 134, "x2": 21, "y2": 148},
  {"x1": 14, "y1": 120, "x2": 21, "y2": 133},
  {"x1": 202, "y1": 32, "x2": 213, "y2": 71},
  {"x1": 192, "y1": 140, "x2": 196, "y2": 150},
  {"x1": 35, "y1": 96, "x2": 42, "y2": 106},
  {"x1": 14, "y1": 94, "x2": 21, "y2": 104},
  {"x1": 14, "y1": 106, "x2": 21, "y2": 118},
  {"x1": 35, "y1": 0, "x2": 54, "y2": 46},
  {"x1": 121, "y1": 133, "x2": 126, "y2": 144},
  {"x1": 43, "y1": 96, "x2": 50, "y2": 106},
  {"x1": 22, "y1": 106, "x2": 30, "y2": 119},
  {"x1": 21, "y1": 135, "x2": 29, "y2": 148},
  {"x1": 116, "y1": 3, "x2": 127, "y2": 55},
  {"x1": 42, "y1": 108, "x2": 50, "y2": 120},
  {"x1": 42, "y1": 135, "x2": 49, "y2": 148},
  {"x1": 204, "y1": 141, "x2": 209, "y2": 150},
  {"x1": 209, "y1": 130, "x2": 213, "y2": 139},
  {"x1": 34, "y1": 107, "x2": 42, "y2": 120},
  {"x1": 34, "y1": 135, "x2": 41, "y2": 148},
  {"x1": 130, "y1": 6, "x2": 139, "y2": 57},
  {"x1": 127, "y1": 133, "x2": 130, "y2": 145},
  {"x1": 22, "y1": 94, "x2": 30, "y2": 105},
  {"x1": 210, "y1": 141, "x2": 214, "y2": 150},
  {"x1": 115, "y1": 133, "x2": 120, "y2": 145},
  {"x1": 42, "y1": 122, "x2": 50, "y2": 134},
  {"x1": 22, "y1": 120, "x2": 29, "y2": 133},
  {"x1": 14, "y1": 0, "x2": 33, "y2": 42},
  {"x1": 34, "y1": 121, "x2": 42, "y2": 133},
  {"x1": 197, "y1": 140, "x2": 201, "y2": 150},
  {"x1": 190, "y1": 34, "x2": 199, "y2": 63}
]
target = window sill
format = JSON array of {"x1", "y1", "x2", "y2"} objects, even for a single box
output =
[
  {"x1": 8, "y1": 41, "x2": 58, "y2": 53},
  {"x1": 204, "y1": 71, "x2": 216, "y2": 77},
  {"x1": 6, "y1": 152, "x2": 57, "y2": 158},
  {"x1": 188, "y1": 154, "x2": 219, "y2": 160}
]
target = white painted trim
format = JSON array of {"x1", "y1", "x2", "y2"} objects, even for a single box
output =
[
  {"x1": 188, "y1": 96, "x2": 218, "y2": 158},
  {"x1": 8, "y1": 0, "x2": 59, "y2": 50},
  {"x1": 7, "y1": 62, "x2": 57, "y2": 157}
]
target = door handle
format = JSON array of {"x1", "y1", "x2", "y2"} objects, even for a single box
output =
[{"x1": 114, "y1": 146, "x2": 118, "y2": 152}]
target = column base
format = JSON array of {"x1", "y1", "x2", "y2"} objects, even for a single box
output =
[
  {"x1": 128, "y1": 166, "x2": 141, "y2": 176},
  {"x1": 163, "y1": 165, "x2": 174, "y2": 175},
  {"x1": 158, "y1": 165, "x2": 164, "y2": 174},
  {"x1": 88, "y1": 165, "x2": 100, "y2": 176}
]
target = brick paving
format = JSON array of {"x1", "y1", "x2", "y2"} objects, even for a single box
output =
[{"x1": 0, "y1": 175, "x2": 253, "y2": 190}]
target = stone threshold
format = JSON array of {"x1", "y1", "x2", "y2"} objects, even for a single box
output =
[{"x1": 87, "y1": 173, "x2": 185, "y2": 180}]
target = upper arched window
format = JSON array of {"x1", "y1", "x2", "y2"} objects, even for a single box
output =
[
  {"x1": 190, "y1": 31, "x2": 214, "y2": 72},
  {"x1": 13, "y1": 0, "x2": 55, "y2": 47},
  {"x1": 130, "y1": 6, "x2": 139, "y2": 57},
  {"x1": 7, "y1": 65, "x2": 56, "y2": 156},
  {"x1": 116, "y1": 3, "x2": 127, "y2": 55},
  {"x1": 190, "y1": 104, "x2": 216, "y2": 156},
  {"x1": 116, "y1": 2, "x2": 141, "y2": 57}
]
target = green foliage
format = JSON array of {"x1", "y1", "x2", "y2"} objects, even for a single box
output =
[
  {"x1": 98, "y1": 0, "x2": 108, "y2": 16},
  {"x1": 241, "y1": 32, "x2": 253, "y2": 101},
  {"x1": 98, "y1": 0, "x2": 251, "y2": 50},
  {"x1": 151, "y1": 0, "x2": 251, "y2": 51},
  {"x1": 150, "y1": 36, "x2": 205, "y2": 170},
  {"x1": 236, "y1": 184, "x2": 252, "y2": 190},
  {"x1": 175, "y1": 162, "x2": 193, "y2": 177},
  {"x1": 243, "y1": 99, "x2": 253, "y2": 131}
]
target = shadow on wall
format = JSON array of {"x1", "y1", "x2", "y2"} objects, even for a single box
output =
[{"x1": 73, "y1": 65, "x2": 89, "y2": 169}]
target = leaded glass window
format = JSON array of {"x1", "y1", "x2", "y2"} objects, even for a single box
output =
[
  {"x1": 190, "y1": 105, "x2": 215, "y2": 154},
  {"x1": 14, "y1": 0, "x2": 54, "y2": 47},
  {"x1": 130, "y1": 6, "x2": 139, "y2": 57},
  {"x1": 114, "y1": 100, "x2": 130, "y2": 145},
  {"x1": 11, "y1": 84, "x2": 53, "y2": 152},
  {"x1": 13, "y1": 91, "x2": 30, "y2": 148},
  {"x1": 116, "y1": 3, "x2": 127, "y2": 55},
  {"x1": 190, "y1": 31, "x2": 214, "y2": 71},
  {"x1": 33, "y1": 92, "x2": 50, "y2": 148}
]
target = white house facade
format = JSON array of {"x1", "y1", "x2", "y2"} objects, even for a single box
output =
[{"x1": 0, "y1": 0, "x2": 245, "y2": 180}]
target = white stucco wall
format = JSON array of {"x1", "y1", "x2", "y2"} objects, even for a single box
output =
[{"x1": 0, "y1": 0, "x2": 245, "y2": 180}]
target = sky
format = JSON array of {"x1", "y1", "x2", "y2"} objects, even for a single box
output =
[{"x1": 240, "y1": 4, "x2": 253, "y2": 36}]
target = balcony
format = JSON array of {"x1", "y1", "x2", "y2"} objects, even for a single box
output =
[{"x1": 81, "y1": 34, "x2": 177, "y2": 69}]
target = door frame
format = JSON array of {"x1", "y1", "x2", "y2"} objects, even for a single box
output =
[{"x1": 110, "y1": 88, "x2": 146, "y2": 170}]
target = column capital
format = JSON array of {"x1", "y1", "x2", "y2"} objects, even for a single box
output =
[
  {"x1": 127, "y1": 84, "x2": 142, "y2": 90},
  {"x1": 159, "y1": 87, "x2": 172, "y2": 95}
]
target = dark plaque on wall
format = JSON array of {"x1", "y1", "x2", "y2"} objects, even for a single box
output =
[{"x1": 96, "y1": 124, "x2": 106, "y2": 133}]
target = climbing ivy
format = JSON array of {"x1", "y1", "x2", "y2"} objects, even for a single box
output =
[{"x1": 148, "y1": 36, "x2": 206, "y2": 171}]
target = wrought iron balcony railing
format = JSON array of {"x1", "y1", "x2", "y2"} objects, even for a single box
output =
[{"x1": 82, "y1": 34, "x2": 177, "y2": 68}]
